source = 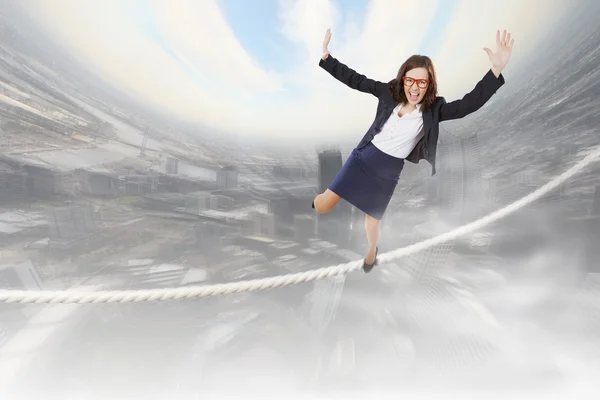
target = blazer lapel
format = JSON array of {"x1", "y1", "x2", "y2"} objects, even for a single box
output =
[
  {"x1": 375, "y1": 100, "x2": 395, "y2": 132},
  {"x1": 423, "y1": 108, "x2": 433, "y2": 137},
  {"x1": 383, "y1": 102, "x2": 395, "y2": 119}
]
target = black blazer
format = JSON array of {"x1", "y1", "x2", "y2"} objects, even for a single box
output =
[{"x1": 318, "y1": 55, "x2": 505, "y2": 175}]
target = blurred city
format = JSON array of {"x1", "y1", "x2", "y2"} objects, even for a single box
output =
[{"x1": 1, "y1": 2, "x2": 600, "y2": 400}]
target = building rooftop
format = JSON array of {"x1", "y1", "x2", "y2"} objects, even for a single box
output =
[
  {"x1": 272, "y1": 254, "x2": 311, "y2": 272},
  {"x1": 270, "y1": 241, "x2": 300, "y2": 250},
  {"x1": 0, "y1": 209, "x2": 47, "y2": 234},
  {"x1": 242, "y1": 235, "x2": 273, "y2": 243},
  {"x1": 191, "y1": 204, "x2": 268, "y2": 221}
]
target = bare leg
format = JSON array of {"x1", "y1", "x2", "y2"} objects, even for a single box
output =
[
  {"x1": 364, "y1": 213, "x2": 381, "y2": 265},
  {"x1": 313, "y1": 189, "x2": 342, "y2": 213}
]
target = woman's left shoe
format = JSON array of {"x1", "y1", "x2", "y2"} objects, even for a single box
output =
[{"x1": 362, "y1": 246, "x2": 378, "y2": 273}]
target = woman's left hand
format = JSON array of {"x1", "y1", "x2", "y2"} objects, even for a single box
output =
[{"x1": 484, "y1": 29, "x2": 514, "y2": 74}]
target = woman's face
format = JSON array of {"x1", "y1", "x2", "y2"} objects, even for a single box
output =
[{"x1": 403, "y1": 67, "x2": 429, "y2": 105}]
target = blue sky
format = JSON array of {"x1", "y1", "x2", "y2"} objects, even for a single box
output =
[
  {"x1": 18, "y1": 0, "x2": 569, "y2": 143},
  {"x1": 220, "y1": 0, "x2": 371, "y2": 71},
  {"x1": 127, "y1": 0, "x2": 460, "y2": 80},
  {"x1": 221, "y1": 0, "x2": 461, "y2": 72}
]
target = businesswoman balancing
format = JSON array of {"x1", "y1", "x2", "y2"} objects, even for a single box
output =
[{"x1": 312, "y1": 29, "x2": 514, "y2": 273}]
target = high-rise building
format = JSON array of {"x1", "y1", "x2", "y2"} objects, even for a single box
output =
[
  {"x1": 426, "y1": 174, "x2": 441, "y2": 205},
  {"x1": 272, "y1": 165, "x2": 307, "y2": 180},
  {"x1": 318, "y1": 150, "x2": 342, "y2": 193},
  {"x1": 0, "y1": 168, "x2": 26, "y2": 203},
  {"x1": 308, "y1": 275, "x2": 345, "y2": 336},
  {"x1": 435, "y1": 133, "x2": 486, "y2": 222},
  {"x1": 592, "y1": 185, "x2": 600, "y2": 216},
  {"x1": 209, "y1": 194, "x2": 235, "y2": 210},
  {"x1": 48, "y1": 203, "x2": 100, "y2": 246},
  {"x1": 560, "y1": 142, "x2": 578, "y2": 159},
  {"x1": 217, "y1": 165, "x2": 238, "y2": 189},
  {"x1": 269, "y1": 197, "x2": 293, "y2": 226},
  {"x1": 294, "y1": 214, "x2": 315, "y2": 243},
  {"x1": 348, "y1": 205, "x2": 366, "y2": 249},
  {"x1": 400, "y1": 218, "x2": 455, "y2": 285},
  {"x1": 288, "y1": 192, "x2": 315, "y2": 215},
  {"x1": 436, "y1": 137, "x2": 464, "y2": 218},
  {"x1": 459, "y1": 133, "x2": 485, "y2": 221},
  {"x1": 194, "y1": 220, "x2": 225, "y2": 259},
  {"x1": 184, "y1": 191, "x2": 211, "y2": 213},
  {"x1": 251, "y1": 211, "x2": 276, "y2": 237},
  {"x1": 316, "y1": 150, "x2": 352, "y2": 246},
  {"x1": 165, "y1": 157, "x2": 179, "y2": 175},
  {"x1": 481, "y1": 177, "x2": 498, "y2": 210}
]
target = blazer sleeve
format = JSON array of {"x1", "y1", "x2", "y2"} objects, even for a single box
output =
[
  {"x1": 319, "y1": 55, "x2": 387, "y2": 98},
  {"x1": 439, "y1": 69, "x2": 505, "y2": 122}
]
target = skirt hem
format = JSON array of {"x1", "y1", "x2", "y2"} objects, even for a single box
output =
[{"x1": 327, "y1": 143, "x2": 404, "y2": 220}]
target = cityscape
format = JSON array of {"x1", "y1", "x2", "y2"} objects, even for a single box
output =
[{"x1": 1, "y1": 2, "x2": 600, "y2": 400}]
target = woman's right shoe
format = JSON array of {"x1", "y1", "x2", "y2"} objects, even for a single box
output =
[{"x1": 362, "y1": 246, "x2": 378, "y2": 273}]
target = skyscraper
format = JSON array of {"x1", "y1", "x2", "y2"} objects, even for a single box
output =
[
  {"x1": 0, "y1": 167, "x2": 26, "y2": 204},
  {"x1": 435, "y1": 132, "x2": 486, "y2": 222},
  {"x1": 294, "y1": 214, "x2": 315, "y2": 243},
  {"x1": 459, "y1": 133, "x2": 485, "y2": 222},
  {"x1": 165, "y1": 157, "x2": 179, "y2": 175},
  {"x1": 592, "y1": 185, "x2": 600, "y2": 216},
  {"x1": 436, "y1": 137, "x2": 464, "y2": 218},
  {"x1": 316, "y1": 149, "x2": 352, "y2": 246},
  {"x1": 217, "y1": 165, "x2": 238, "y2": 189},
  {"x1": 308, "y1": 275, "x2": 345, "y2": 336},
  {"x1": 400, "y1": 219, "x2": 455, "y2": 284},
  {"x1": 317, "y1": 149, "x2": 343, "y2": 193},
  {"x1": 48, "y1": 203, "x2": 100, "y2": 249}
]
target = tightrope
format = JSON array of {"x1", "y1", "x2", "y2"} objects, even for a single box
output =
[{"x1": 1, "y1": 146, "x2": 599, "y2": 305}]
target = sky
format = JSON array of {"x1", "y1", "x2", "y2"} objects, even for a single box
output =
[{"x1": 17, "y1": 0, "x2": 573, "y2": 144}]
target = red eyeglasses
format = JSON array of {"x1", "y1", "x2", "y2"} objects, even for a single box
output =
[{"x1": 402, "y1": 76, "x2": 430, "y2": 89}]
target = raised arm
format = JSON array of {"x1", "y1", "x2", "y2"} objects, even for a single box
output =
[
  {"x1": 318, "y1": 29, "x2": 386, "y2": 98},
  {"x1": 438, "y1": 69, "x2": 505, "y2": 121},
  {"x1": 439, "y1": 29, "x2": 514, "y2": 122}
]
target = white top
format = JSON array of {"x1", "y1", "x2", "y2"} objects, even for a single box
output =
[{"x1": 371, "y1": 102, "x2": 424, "y2": 159}]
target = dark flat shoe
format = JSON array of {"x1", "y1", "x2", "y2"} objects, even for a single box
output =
[
  {"x1": 311, "y1": 200, "x2": 315, "y2": 209},
  {"x1": 362, "y1": 246, "x2": 378, "y2": 273}
]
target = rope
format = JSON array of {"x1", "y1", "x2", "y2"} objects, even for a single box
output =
[{"x1": 1, "y1": 145, "x2": 599, "y2": 305}]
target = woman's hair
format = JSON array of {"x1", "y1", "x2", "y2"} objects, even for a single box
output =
[{"x1": 388, "y1": 55, "x2": 438, "y2": 112}]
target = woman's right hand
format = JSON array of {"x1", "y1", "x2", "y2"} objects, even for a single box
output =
[{"x1": 322, "y1": 28, "x2": 331, "y2": 60}]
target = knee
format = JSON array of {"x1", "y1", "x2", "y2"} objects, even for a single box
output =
[
  {"x1": 364, "y1": 215, "x2": 381, "y2": 230},
  {"x1": 313, "y1": 196, "x2": 331, "y2": 213},
  {"x1": 313, "y1": 191, "x2": 339, "y2": 214},
  {"x1": 314, "y1": 202, "x2": 331, "y2": 213}
]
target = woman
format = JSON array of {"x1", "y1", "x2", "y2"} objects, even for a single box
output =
[{"x1": 312, "y1": 29, "x2": 514, "y2": 273}]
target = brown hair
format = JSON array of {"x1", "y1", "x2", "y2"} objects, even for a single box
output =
[{"x1": 388, "y1": 55, "x2": 438, "y2": 112}]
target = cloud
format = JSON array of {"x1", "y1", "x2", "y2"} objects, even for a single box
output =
[
  {"x1": 15, "y1": 0, "x2": 575, "y2": 143},
  {"x1": 268, "y1": 0, "x2": 572, "y2": 142},
  {"x1": 259, "y1": 0, "x2": 440, "y2": 140},
  {"x1": 150, "y1": 0, "x2": 282, "y2": 94},
  {"x1": 431, "y1": 0, "x2": 572, "y2": 99},
  {"x1": 278, "y1": 0, "x2": 339, "y2": 59},
  {"x1": 16, "y1": 0, "x2": 283, "y2": 133}
]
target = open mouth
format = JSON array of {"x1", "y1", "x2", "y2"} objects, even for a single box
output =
[{"x1": 409, "y1": 92, "x2": 419, "y2": 101}]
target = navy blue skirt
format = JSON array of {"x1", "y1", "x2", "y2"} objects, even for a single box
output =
[{"x1": 328, "y1": 142, "x2": 405, "y2": 220}]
